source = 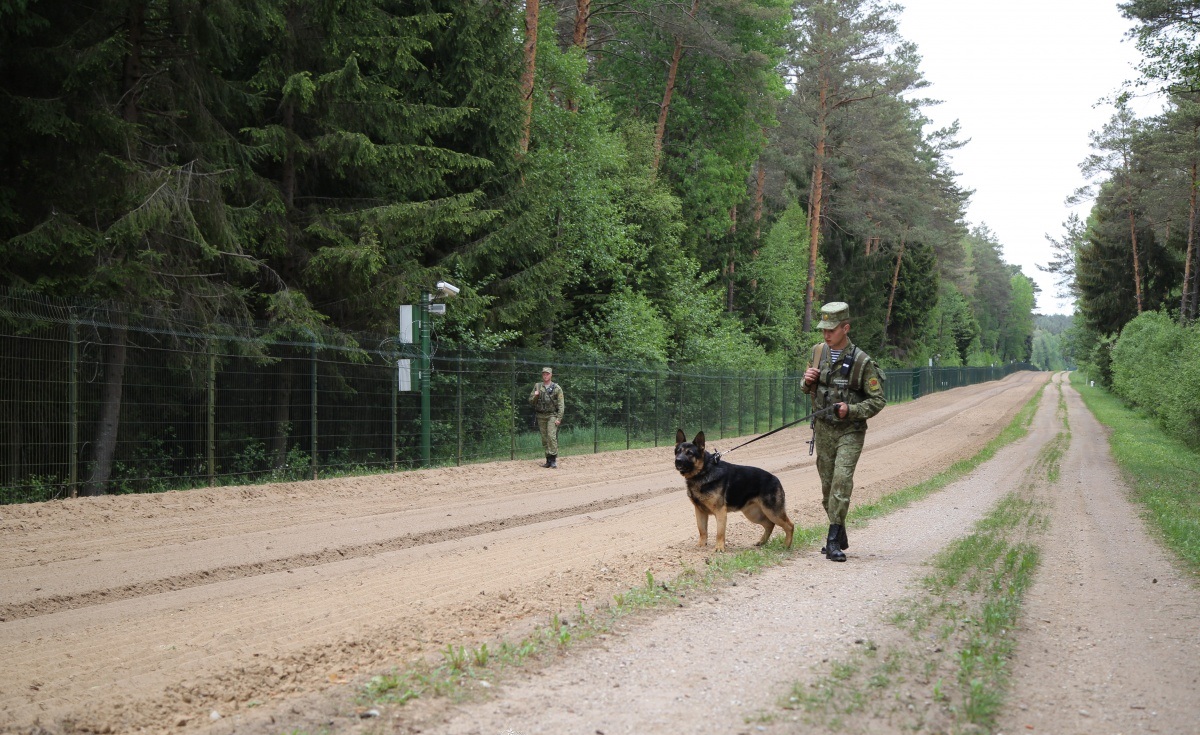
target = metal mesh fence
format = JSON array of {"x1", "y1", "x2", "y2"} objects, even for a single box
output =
[{"x1": 0, "y1": 290, "x2": 1034, "y2": 504}]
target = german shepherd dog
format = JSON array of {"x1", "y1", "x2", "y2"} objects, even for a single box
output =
[{"x1": 674, "y1": 429, "x2": 794, "y2": 552}]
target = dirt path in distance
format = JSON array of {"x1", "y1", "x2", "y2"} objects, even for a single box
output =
[{"x1": 10, "y1": 371, "x2": 1193, "y2": 735}]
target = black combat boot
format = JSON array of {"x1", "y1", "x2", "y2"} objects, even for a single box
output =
[
  {"x1": 541, "y1": 454, "x2": 553, "y2": 468},
  {"x1": 825, "y1": 524, "x2": 846, "y2": 562},
  {"x1": 820, "y1": 524, "x2": 849, "y2": 553},
  {"x1": 548, "y1": 454, "x2": 558, "y2": 468}
]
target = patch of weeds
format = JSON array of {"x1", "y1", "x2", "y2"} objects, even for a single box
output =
[{"x1": 362, "y1": 671, "x2": 421, "y2": 706}]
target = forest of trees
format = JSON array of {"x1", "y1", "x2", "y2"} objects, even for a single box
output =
[
  {"x1": 1043, "y1": 1, "x2": 1200, "y2": 381},
  {"x1": 0, "y1": 0, "x2": 1044, "y2": 374}
]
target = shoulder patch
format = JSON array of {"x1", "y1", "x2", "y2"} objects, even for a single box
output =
[{"x1": 867, "y1": 376, "x2": 882, "y2": 392}]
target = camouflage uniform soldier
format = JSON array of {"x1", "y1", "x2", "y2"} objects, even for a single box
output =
[
  {"x1": 528, "y1": 367, "x2": 565, "y2": 468},
  {"x1": 801, "y1": 302, "x2": 886, "y2": 562}
]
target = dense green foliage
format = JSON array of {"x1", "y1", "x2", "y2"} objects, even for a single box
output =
[
  {"x1": 0, "y1": 0, "x2": 1038, "y2": 369},
  {"x1": 1108, "y1": 310, "x2": 1200, "y2": 447},
  {"x1": 1048, "y1": 2, "x2": 1200, "y2": 427}
]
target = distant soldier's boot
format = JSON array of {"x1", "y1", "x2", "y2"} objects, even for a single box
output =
[
  {"x1": 825, "y1": 524, "x2": 846, "y2": 562},
  {"x1": 548, "y1": 454, "x2": 558, "y2": 468},
  {"x1": 541, "y1": 454, "x2": 553, "y2": 468}
]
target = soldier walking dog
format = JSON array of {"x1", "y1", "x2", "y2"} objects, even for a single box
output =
[{"x1": 801, "y1": 302, "x2": 886, "y2": 561}]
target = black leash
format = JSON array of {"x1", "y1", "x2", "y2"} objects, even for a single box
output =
[{"x1": 712, "y1": 404, "x2": 835, "y2": 462}]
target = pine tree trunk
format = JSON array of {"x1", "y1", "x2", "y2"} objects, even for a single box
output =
[
  {"x1": 1127, "y1": 205, "x2": 1143, "y2": 314},
  {"x1": 882, "y1": 238, "x2": 906, "y2": 348},
  {"x1": 653, "y1": 41, "x2": 683, "y2": 172},
  {"x1": 653, "y1": 0, "x2": 700, "y2": 172},
  {"x1": 1183, "y1": 158, "x2": 1197, "y2": 324},
  {"x1": 82, "y1": 4, "x2": 144, "y2": 496},
  {"x1": 83, "y1": 317, "x2": 129, "y2": 496},
  {"x1": 282, "y1": 5, "x2": 299, "y2": 208},
  {"x1": 751, "y1": 159, "x2": 764, "y2": 292},
  {"x1": 753, "y1": 158, "x2": 765, "y2": 241},
  {"x1": 803, "y1": 73, "x2": 828, "y2": 332},
  {"x1": 519, "y1": 0, "x2": 540, "y2": 154},
  {"x1": 727, "y1": 206, "x2": 737, "y2": 311},
  {"x1": 572, "y1": 0, "x2": 591, "y2": 48},
  {"x1": 122, "y1": 3, "x2": 145, "y2": 124},
  {"x1": 565, "y1": 0, "x2": 591, "y2": 111}
]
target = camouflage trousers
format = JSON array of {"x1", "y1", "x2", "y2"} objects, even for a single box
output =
[
  {"x1": 814, "y1": 424, "x2": 866, "y2": 525},
  {"x1": 537, "y1": 413, "x2": 559, "y2": 455}
]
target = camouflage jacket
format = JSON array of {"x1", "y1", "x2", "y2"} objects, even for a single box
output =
[
  {"x1": 800, "y1": 340, "x2": 886, "y2": 430},
  {"x1": 529, "y1": 381, "x2": 565, "y2": 417}
]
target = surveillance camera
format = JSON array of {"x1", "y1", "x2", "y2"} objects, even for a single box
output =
[{"x1": 436, "y1": 281, "x2": 460, "y2": 297}]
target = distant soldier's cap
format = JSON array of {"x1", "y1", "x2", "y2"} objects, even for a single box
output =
[
  {"x1": 816, "y1": 302, "x2": 850, "y2": 329},
  {"x1": 542, "y1": 367, "x2": 553, "y2": 374}
]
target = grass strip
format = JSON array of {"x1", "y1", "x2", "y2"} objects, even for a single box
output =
[
  {"x1": 780, "y1": 492, "x2": 1046, "y2": 733},
  {"x1": 772, "y1": 379, "x2": 1057, "y2": 733},
  {"x1": 1070, "y1": 372, "x2": 1200, "y2": 577}
]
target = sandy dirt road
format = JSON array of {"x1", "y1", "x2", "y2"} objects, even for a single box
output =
[{"x1": 1, "y1": 371, "x2": 1196, "y2": 734}]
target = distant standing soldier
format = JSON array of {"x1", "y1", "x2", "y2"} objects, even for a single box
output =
[
  {"x1": 529, "y1": 367, "x2": 565, "y2": 468},
  {"x1": 801, "y1": 302, "x2": 886, "y2": 562}
]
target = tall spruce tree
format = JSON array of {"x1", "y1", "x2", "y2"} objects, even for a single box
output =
[{"x1": 784, "y1": 0, "x2": 925, "y2": 331}]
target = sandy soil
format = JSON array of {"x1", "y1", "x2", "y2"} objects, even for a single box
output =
[{"x1": 1, "y1": 371, "x2": 1197, "y2": 735}]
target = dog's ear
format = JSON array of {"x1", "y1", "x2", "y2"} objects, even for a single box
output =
[
  {"x1": 675, "y1": 428, "x2": 686, "y2": 445},
  {"x1": 693, "y1": 431, "x2": 705, "y2": 450}
]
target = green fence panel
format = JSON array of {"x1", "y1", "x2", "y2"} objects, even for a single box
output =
[{"x1": 0, "y1": 290, "x2": 1037, "y2": 503}]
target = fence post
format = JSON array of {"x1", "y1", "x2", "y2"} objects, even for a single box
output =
[
  {"x1": 678, "y1": 370, "x2": 683, "y2": 433},
  {"x1": 769, "y1": 373, "x2": 775, "y2": 430},
  {"x1": 207, "y1": 349, "x2": 216, "y2": 486},
  {"x1": 719, "y1": 376, "x2": 725, "y2": 439},
  {"x1": 753, "y1": 375, "x2": 760, "y2": 434},
  {"x1": 625, "y1": 371, "x2": 631, "y2": 450},
  {"x1": 68, "y1": 317, "x2": 78, "y2": 498},
  {"x1": 391, "y1": 350, "x2": 398, "y2": 471},
  {"x1": 310, "y1": 335, "x2": 318, "y2": 481},
  {"x1": 653, "y1": 372, "x2": 659, "y2": 447},
  {"x1": 780, "y1": 372, "x2": 786, "y2": 426},
  {"x1": 419, "y1": 292, "x2": 432, "y2": 467},
  {"x1": 456, "y1": 352, "x2": 463, "y2": 466},
  {"x1": 593, "y1": 362, "x2": 599, "y2": 454},
  {"x1": 510, "y1": 356, "x2": 516, "y2": 461},
  {"x1": 738, "y1": 376, "x2": 744, "y2": 436}
]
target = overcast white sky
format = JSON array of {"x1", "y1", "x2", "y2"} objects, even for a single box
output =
[{"x1": 894, "y1": 0, "x2": 1163, "y2": 315}]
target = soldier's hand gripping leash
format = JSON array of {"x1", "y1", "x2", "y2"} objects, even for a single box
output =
[{"x1": 712, "y1": 404, "x2": 835, "y2": 463}]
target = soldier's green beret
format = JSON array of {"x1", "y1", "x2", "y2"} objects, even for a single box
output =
[{"x1": 816, "y1": 302, "x2": 850, "y2": 329}]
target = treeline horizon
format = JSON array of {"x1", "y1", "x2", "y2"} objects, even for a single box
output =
[
  {"x1": 4, "y1": 0, "x2": 1054, "y2": 375},
  {"x1": 1023, "y1": 1, "x2": 1200, "y2": 449}
]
